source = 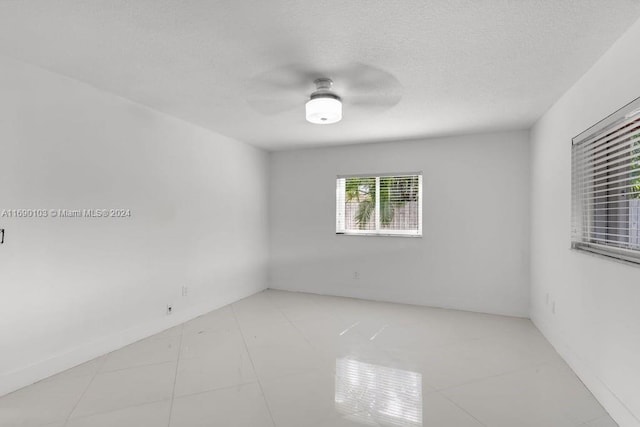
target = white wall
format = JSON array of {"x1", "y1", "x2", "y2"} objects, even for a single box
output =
[
  {"x1": 269, "y1": 131, "x2": 530, "y2": 317},
  {"x1": 530, "y1": 17, "x2": 640, "y2": 427},
  {"x1": 0, "y1": 56, "x2": 269, "y2": 396}
]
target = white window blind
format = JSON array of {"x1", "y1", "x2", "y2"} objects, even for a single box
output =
[
  {"x1": 336, "y1": 173, "x2": 422, "y2": 236},
  {"x1": 571, "y1": 96, "x2": 640, "y2": 264}
]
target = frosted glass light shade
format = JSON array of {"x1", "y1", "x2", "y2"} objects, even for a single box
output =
[{"x1": 305, "y1": 97, "x2": 342, "y2": 124}]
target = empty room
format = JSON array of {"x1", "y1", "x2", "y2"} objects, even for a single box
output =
[{"x1": 1, "y1": 1, "x2": 640, "y2": 426}]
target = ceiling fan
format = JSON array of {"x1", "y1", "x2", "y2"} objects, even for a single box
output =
[
  {"x1": 305, "y1": 78, "x2": 342, "y2": 124},
  {"x1": 246, "y1": 63, "x2": 403, "y2": 124}
]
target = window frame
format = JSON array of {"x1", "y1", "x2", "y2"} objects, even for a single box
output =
[
  {"x1": 571, "y1": 95, "x2": 640, "y2": 265},
  {"x1": 336, "y1": 172, "x2": 423, "y2": 237}
]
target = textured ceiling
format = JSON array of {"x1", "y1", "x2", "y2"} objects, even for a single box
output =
[{"x1": 0, "y1": 1, "x2": 639, "y2": 150}]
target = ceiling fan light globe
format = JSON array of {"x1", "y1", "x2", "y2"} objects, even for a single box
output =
[{"x1": 305, "y1": 97, "x2": 342, "y2": 124}]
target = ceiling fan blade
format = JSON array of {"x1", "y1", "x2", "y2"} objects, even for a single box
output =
[
  {"x1": 244, "y1": 98, "x2": 300, "y2": 115},
  {"x1": 245, "y1": 62, "x2": 403, "y2": 115},
  {"x1": 334, "y1": 63, "x2": 403, "y2": 113},
  {"x1": 334, "y1": 63, "x2": 402, "y2": 92},
  {"x1": 245, "y1": 63, "x2": 319, "y2": 115},
  {"x1": 345, "y1": 92, "x2": 402, "y2": 108}
]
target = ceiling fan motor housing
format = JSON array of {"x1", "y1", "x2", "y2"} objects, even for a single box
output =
[{"x1": 306, "y1": 78, "x2": 342, "y2": 124}]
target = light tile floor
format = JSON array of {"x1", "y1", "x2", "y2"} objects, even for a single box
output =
[{"x1": 0, "y1": 290, "x2": 618, "y2": 427}]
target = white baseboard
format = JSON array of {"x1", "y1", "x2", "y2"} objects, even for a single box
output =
[
  {"x1": 267, "y1": 285, "x2": 529, "y2": 318},
  {"x1": 531, "y1": 315, "x2": 640, "y2": 427},
  {"x1": 0, "y1": 286, "x2": 264, "y2": 397}
]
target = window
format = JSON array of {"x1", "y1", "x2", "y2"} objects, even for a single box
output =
[
  {"x1": 336, "y1": 173, "x2": 422, "y2": 236},
  {"x1": 571, "y1": 96, "x2": 640, "y2": 264}
]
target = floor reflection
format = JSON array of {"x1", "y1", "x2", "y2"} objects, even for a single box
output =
[{"x1": 335, "y1": 358, "x2": 423, "y2": 426}]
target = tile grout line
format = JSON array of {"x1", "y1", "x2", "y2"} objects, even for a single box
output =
[
  {"x1": 166, "y1": 323, "x2": 185, "y2": 427},
  {"x1": 438, "y1": 392, "x2": 489, "y2": 427},
  {"x1": 260, "y1": 290, "x2": 326, "y2": 352},
  {"x1": 579, "y1": 415, "x2": 619, "y2": 426},
  {"x1": 269, "y1": 291, "x2": 397, "y2": 379},
  {"x1": 169, "y1": 378, "x2": 260, "y2": 400},
  {"x1": 579, "y1": 414, "x2": 617, "y2": 426},
  {"x1": 96, "y1": 357, "x2": 181, "y2": 375},
  {"x1": 265, "y1": 291, "x2": 377, "y2": 423},
  {"x1": 262, "y1": 290, "x2": 298, "y2": 327},
  {"x1": 265, "y1": 292, "x2": 319, "y2": 350},
  {"x1": 264, "y1": 290, "x2": 335, "y2": 362},
  {"x1": 435, "y1": 358, "x2": 559, "y2": 394},
  {"x1": 230, "y1": 301, "x2": 278, "y2": 427},
  {"x1": 61, "y1": 354, "x2": 110, "y2": 426},
  {"x1": 61, "y1": 332, "x2": 183, "y2": 423},
  {"x1": 267, "y1": 290, "x2": 402, "y2": 383},
  {"x1": 6, "y1": 291, "x2": 610, "y2": 427},
  {"x1": 62, "y1": 398, "x2": 173, "y2": 424}
]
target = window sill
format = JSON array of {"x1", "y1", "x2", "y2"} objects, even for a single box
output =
[
  {"x1": 570, "y1": 246, "x2": 640, "y2": 268},
  {"x1": 336, "y1": 232, "x2": 422, "y2": 238}
]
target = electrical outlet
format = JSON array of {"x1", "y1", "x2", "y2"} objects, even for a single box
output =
[
  {"x1": 353, "y1": 271, "x2": 360, "y2": 280},
  {"x1": 166, "y1": 304, "x2": 173, "y2": 315},
  {"x1": 182, "y1": 286, "x2": 188, "y2": 297}
]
